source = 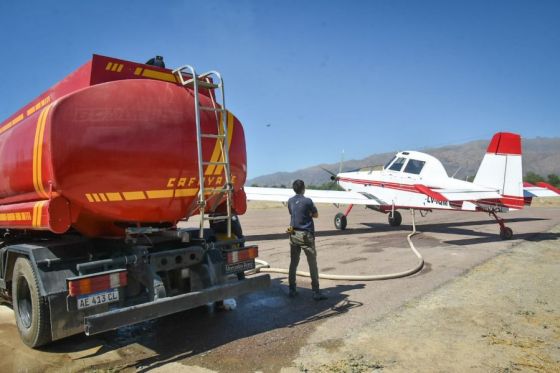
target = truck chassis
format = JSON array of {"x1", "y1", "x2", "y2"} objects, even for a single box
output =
[{"x1": 0, "y1": 227, "x2": 270, "y2": 347}]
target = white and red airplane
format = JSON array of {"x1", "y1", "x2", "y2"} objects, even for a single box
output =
[{"x1": 245, "y1": 132, "x2": 560, "y2": 240}]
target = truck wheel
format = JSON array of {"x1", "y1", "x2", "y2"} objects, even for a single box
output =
[
  {"x1": 388, "y1": 211, "x2": 402, "y2": 226},
  {"x1": 334, "y1": 213, "x2": 347, "y2": 230},
  {"x1": 12, "y1": 257, "x2": 51, "y2": 348}
]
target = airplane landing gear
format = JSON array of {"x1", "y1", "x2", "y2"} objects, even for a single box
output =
[
  {"x1": 334, "y1": 204, "x2": 353, "y2": 230},
  {"x1": 500, "y1": 226, "x2": 513, "y2": 240},
  {"x1": 490, "y1": 211, "x2": 513, "y2": 240},
  {"x1": 334, "y1": 213, "x2": 347, "y2": 230},
  {"x1": 388, "y1": 210, "x2": 402, "y2": 226}
]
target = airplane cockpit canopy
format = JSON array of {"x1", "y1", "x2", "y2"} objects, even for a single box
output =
[{"x1": 384, "y1": 151, "x2": 448, "y2": 178}]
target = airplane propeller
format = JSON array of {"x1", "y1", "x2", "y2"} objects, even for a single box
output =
[
  {"x1": 320, "y1": 150, "x2": 344, "y2": 188},
  {"x1": 320, "y1": 166, "x2": 338, "y2": 180}
]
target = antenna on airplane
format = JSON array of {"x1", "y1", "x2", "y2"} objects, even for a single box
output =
[{"x1": 451, "y1": 166, "x2": 462, "y2": 179}]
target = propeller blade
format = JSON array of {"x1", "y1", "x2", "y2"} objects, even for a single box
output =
[
  {"x1": 319, "y1": 166, "x2": 340, "y2": 188},
  {"x1": 320, "y1": 166, "x2": 337, "y2": 178}
]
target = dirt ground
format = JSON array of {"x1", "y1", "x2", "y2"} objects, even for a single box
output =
[
  {"x1": 294, "y1": 225, "x2": 560, "y2": 373},
  {"x1": 0, "y1": 202, "x2": 559, "y2": 372}
]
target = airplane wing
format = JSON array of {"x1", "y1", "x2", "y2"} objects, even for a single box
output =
[
  {"x1": 414, "y1": 184, "x2": 502, "y2": 201},
  {"x1": 244, "y1": 187, "x2": 381, "y2": 206},
  {"x1": 523, "y1": 182, "x2": 560, "y2": 198}
]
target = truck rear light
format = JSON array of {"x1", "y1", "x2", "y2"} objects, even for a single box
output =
[
  {"x1": 227, "y1": 245, "x2": 258, "y2": 264},
  {"x1": 67, "y1": 270, "x2": 127, "y2": 297}
]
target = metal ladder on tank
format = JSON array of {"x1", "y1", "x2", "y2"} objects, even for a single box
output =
[{"x1": 172, "y1": 65, "x2": 233, "y2": 238}]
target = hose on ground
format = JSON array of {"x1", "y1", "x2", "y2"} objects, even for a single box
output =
[{"x1": 248, "y1": 209, "x2": 424, "y2": 281}]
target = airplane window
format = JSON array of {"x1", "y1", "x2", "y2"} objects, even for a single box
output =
[
  {"x1": 388, "y1": 157, "x2": 406, "y2": 171},
  {"x1": 384, "y1": 156, "x2": 397, "y2": 169},
  {"x1": 404, "y1": 159, "x2": 425, "y2": 174}
]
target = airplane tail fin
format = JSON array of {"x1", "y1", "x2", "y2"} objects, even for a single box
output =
[{"x1": 473, "y1": 132, "x2": 524, "y2": 208}]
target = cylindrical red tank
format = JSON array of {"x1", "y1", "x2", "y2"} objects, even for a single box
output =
[{"x1": 0, "y1": 56, "x2": 247, "y2": 237}]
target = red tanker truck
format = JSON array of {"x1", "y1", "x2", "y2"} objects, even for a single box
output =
[{"x1": 0, "y1": 55, "x2": 270, "y2": 347}]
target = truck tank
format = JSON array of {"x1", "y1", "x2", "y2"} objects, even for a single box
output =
[
  {"x1": 0, "y1": 55, "x2": 247, "y2": 237},
  {"x1": 0, "y1": 56, "x2": 270, "y2": 348}
]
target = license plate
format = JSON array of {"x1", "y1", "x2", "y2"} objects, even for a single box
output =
[
  {"x1": 225, "y1": 260, "x2": 255, "y2": 274},
  {"x1": 77, "y1": 288, "x2": 119, "y2": 310}
]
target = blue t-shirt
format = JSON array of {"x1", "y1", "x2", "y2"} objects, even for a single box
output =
[{"x1": 288, "y1": 194, "x2": 318, "y2": 233}]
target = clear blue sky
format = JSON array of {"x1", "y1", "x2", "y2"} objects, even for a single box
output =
[{"x1": 1, "y1": 1, "x2": 559, "y2": 179}]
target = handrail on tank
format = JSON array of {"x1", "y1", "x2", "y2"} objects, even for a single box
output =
[
  {"x1": 172, "y1": 65, "x2": 205, "y2": 213},
  {"x1": 171, "y1": 65, "x2": 195, "y2": 86}
]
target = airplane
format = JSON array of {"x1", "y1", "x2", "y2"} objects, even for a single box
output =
[{"x1": 244, "y1": 132, "x2": 560, "y2": 240}]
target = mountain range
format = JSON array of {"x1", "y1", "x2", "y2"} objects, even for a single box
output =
[{"x1": 247, "y1": 137, "x2": 560, "y2": 187}]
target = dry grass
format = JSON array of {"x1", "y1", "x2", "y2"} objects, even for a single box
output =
[
  {"x1": 247, "y1": 201, "x2": 285, "y2": 209},
  {"x1": 530, "y1": 196, "x2": 560, "y2": 207}
]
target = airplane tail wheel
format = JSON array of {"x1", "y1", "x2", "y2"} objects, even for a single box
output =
[
  {"x1": 334, "y1": 213, "x2": 347, "y2": 230},
  {"x1": 388, "y1": 211, "x2": 402, "y2": 226},
  {"x1": 500, "y1": 227, "x2": 513, "y2": 240},
  {"x1": 12, "y1": 257, "x2": 51, "y2": 348}
]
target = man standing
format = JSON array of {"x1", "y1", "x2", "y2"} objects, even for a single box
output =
[{"x1": 287, "y1": 180, "x2": 327, "y2": 301}]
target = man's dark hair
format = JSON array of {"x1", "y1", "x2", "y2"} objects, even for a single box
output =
[{"x1": 292, "y1": 179, "x2": 305, "y2": 194}]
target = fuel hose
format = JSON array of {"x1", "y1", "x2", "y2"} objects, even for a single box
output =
[{"x1": 248, "y1": 209, "x2": 424, "y2": 281}]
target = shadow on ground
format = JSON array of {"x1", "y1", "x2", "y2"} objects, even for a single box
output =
[
  {"x1": 246, "y1": 217, "x2": 549, "y2": 244},
  {"x1": 39, "y1": 278, "x2": 364, "y2": 372}
]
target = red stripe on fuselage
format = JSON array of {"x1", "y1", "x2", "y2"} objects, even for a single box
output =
[
  {"x1": 414, "y1": 184, "x2": 448, "y2": 201},
  {"x1": 339, "y1": 177, "x2": 525, "y2": 209},
  {"x1": 478, "y1": 195, "x2": 524, "y2": 209},
  {"x1": 338, "y1": 177, "x2": 423, "y2": 193}
]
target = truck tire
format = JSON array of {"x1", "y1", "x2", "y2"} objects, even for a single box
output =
[{"x1": 12, "y1": 257, "x2": 51, "y2": 348}]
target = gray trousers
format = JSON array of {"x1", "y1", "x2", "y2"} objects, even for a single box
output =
[{"x1": 289, "y1": 230, "x2": 320, "y2": 291}]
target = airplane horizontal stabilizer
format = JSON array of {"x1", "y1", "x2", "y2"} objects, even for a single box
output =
[
  {"x1": 523, "y1": 182, "x2": 560, "y2": 198},
  {"x1": 536, "y1": 182, "x2": 560, "y2": 195}
]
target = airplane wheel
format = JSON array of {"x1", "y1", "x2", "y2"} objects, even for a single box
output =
[
  {"x1": 334, "y1": 213, "x2": 347, "y2": 230},
  {"x1": 500, "y1": 227, "x2": 513, "y2": 240},
  {"x1": 388, "y1": 211, "x2": 402, "y2": 226}
]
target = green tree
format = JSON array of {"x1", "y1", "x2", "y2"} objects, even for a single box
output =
[
  {"x1": 524, "y1": 172, "x2": 544, "y2": 185},
  {"x1": 547, "y1": 174, "x2": 560, "y2": 187},
  {"x1": 307, "y1": 182, "x2": 344, "y2": 191}
]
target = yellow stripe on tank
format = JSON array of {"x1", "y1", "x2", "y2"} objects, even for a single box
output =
[
  {"x1": 205, "y1": 111, "x2": 233, "y2": 176},
  {"x1": 84, "y1": 188, "x2": 202, "y2": 202},
  {"x1": 32, "y1": 201, "x2": 47, "y2": 227},
  {"x1": 146, "y1": 190, "x2": 174, "y2": 199},
  {"x1": 122, "y1": 191, "x2": 146, "y2": 200},
  {"x1": 106, "y1": 192, "x2": 123, "y2": 201},
  {"x1": 214, "y1": 112, "x2": 235, "y2": 176},
  {"x1": 33, "y1": 105, "x2": 52, "y2": 199},
  {"x1": 141, "y1": 69, "x2": 177, "y2": 83}
]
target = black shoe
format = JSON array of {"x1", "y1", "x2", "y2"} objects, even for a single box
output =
[
  {"x1": 312, "y1": 291, "x2": 327, "y2": 301},
  {"x1": 288, "y1": 288, "x2": 298, "y2": 298}
]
